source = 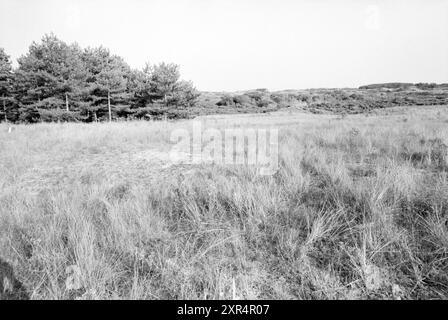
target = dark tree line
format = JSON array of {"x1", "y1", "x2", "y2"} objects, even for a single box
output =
[{"x1": 0, "y1": 34, "x2": 199, "y2": 123}]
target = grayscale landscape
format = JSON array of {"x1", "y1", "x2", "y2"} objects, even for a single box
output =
[{"x1": 1, "y1": 0, "x2": 448, "y2": 300}]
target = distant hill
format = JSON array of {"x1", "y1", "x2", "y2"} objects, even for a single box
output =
[
  {"x1": 359, "y1": 82, "x2": 448, "y2": 90},
  {"x1": 359, "y1": 83, "x2": 414, "y2": 90}
]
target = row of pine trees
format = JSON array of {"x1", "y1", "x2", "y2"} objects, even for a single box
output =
[{"x1": 0, "y1": 34, "x2": 199, "y2": 123}]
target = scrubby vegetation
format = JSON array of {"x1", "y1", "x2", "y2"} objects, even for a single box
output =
[
  {"x1": 1, "y1": 106, "x2": 448, "y2": 299},
  {"x1": 199, "y1": 87, "x2": 448, "y2": 116}
]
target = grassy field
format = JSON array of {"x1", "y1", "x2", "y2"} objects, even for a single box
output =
[{"x1": 1, "y1": 105, "x2": 448, "y2": 299}]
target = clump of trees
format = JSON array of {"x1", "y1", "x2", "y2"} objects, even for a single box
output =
[{"x1": 0, "y1": 34, "x2": 199, "y2": 123}]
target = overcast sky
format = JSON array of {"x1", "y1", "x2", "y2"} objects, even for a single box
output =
[{"x1": 0, "y1": 0, "x2": 447, "y2": 91}]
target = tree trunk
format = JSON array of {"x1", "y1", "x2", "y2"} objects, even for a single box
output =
[
  {"x1": 108, "y1": 89, "x2": 112, "y2": 122},
  {"x1": 65, "y1": 93, "x2": 69, "y2": 112},
  {"x1": 2, "y1": 95, "x2": 7, "y2": 123},
  {"x1": 94, "y1": 111, "x2": 97, "y2": 122}
]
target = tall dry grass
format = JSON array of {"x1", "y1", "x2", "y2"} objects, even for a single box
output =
[{"x1": 1, "y1": 106, "x2": 448, "y2": 299}]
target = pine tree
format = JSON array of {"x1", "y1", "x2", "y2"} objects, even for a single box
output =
[
  {"x1": 132, "y1": 62, "x2": 199, "y2": 119},
  {"x1": 15, "y1": 34, "x2": 87, "y2": 122},
  {"x1": 82, "y1": 47, "x2": 132, "y2": 121},
  {"x1": 0, "y1": 48, "x2": 15, "y2": 122}
]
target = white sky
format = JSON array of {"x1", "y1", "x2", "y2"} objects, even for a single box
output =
[{"x1": 1, "y1": 0, "x2": 447, "y2": 91}]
